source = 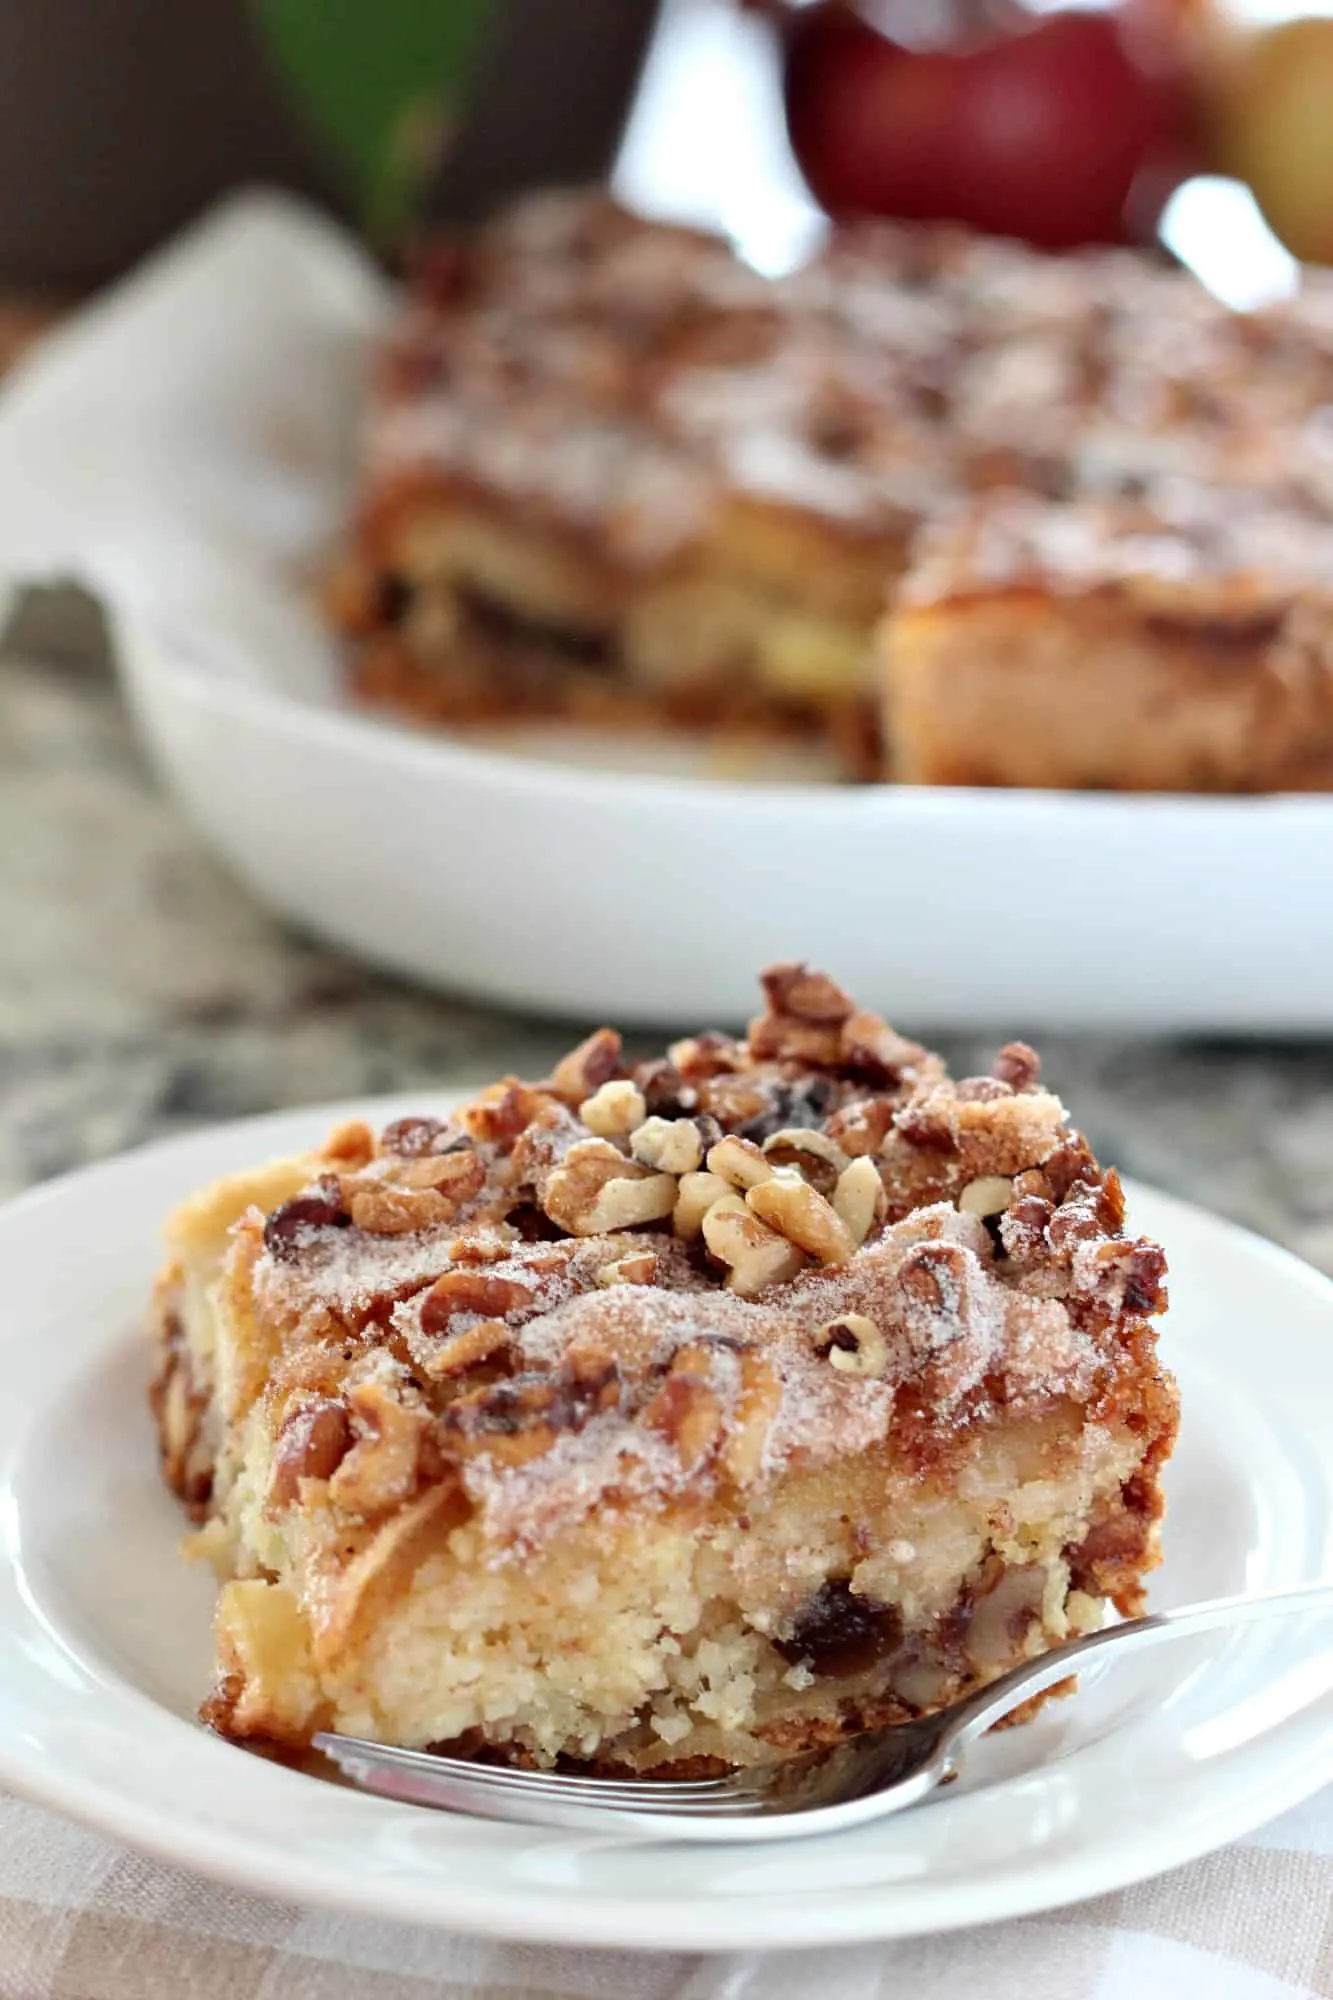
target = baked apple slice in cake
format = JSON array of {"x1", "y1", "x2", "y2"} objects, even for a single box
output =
[{"x1": 150, "y1": 965, "x2": 1177, "y2": 1772}]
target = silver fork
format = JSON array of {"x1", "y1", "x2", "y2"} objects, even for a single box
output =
[{"x1": 314, "y1": 1581, "x2": 1333, "y2": 1844}]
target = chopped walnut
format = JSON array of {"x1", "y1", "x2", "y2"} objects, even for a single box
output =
[
  {"x1": 761, "y1": 1126, "x2": 850, "y2": 1195},
  {"x1": 378, "y1": 1114, "x2": 453, "y2": 1157},
  {"x1": 892, "y1": 1095, "x2": 958, "y2": 1152},
  {"x1": 634, "y1": 1056, "x2": 693, "y2": 1116},
  {"x1": 437, "y1": 1358, "x2": 620, "y2": 1469},
  {"x1": 826, "y1": 1094, "x2": 899, "y2": 1158},
  {"x1": 543, "y1": 1145, "x2": 677, "y2": 1235},
  {"x1": 666, "y1": 1031, "x2": 743, "y2": 1081},
  {"x1": 465, "y1": 1081, "x2": 551, "y2": 1148},
  {"x1": 999, "y1": 1191, "x2": 1053, "y2": 1262},
  {"x1": 959, "y1": 1174, "x2": 1015, "y2": 1219},
  {"x1": 747, "y1": 1011, "x2": 845, "y2": 1068},
  {"x1": 550, "y1": 1027, "x2": 622, "y2": 1102},
  {"x1": 672, "y1": 1169, "x2": 733, "y2": 1238},
  {"x1": 580, "y1": 1079, "x2": 647, "y2": 1138},
  {"x1": 596, "y1": 1249, "x2": 660, "y2": 1287},
  {"x1": 630, "y1": 1115, "x2": 704, "y2": 1176},
  {"x1": 747, "y1": 1175, "x2": 857, "y2": 1266},
  {"x1": 263, "y1": 1182, "x2": 352, "y2": 1259},
  {"x1": 702, "y1": 1193, "x2": 807, "y2": 1296},
  {"x1": 706, "y1": 1134, "x2": 775, "y2": 1190},
  {"x1": 955, "y1": 1077, "x2": 1012, "y2": 1104},
  {"x1": 815, "y1": 1313, "x2": 888, "y2": 1378},
  {"x1": 833, "y1": 1155, "x2": 884, "y2": 1245}
]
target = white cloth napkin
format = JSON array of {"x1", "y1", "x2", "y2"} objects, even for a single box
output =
[
  {"x1": 0, "y1": 190, "x2": 386, "y2": 700},
  {"x1": 2, "y1": 1779, "x2": 1332, "y2": 1997}
]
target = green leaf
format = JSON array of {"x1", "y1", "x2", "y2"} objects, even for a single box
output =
[{"x1": 252, "y1": 0, "x2": 493, "y2": 239}]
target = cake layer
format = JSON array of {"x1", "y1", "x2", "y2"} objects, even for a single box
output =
[
  {"x1": 151, "y1": 965, "x2": 1178, "y2": 1772},
  {"x1": 331, "y1": 188, "x2": 1333, "y2": 788},
  {"x1": 884, "y1": 493, "x2": 1333, "y2": 790}
]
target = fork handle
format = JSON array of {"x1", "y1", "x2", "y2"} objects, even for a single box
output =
[{"x1": 938, "y1": 1579, "x2": 1333, "y2": 1762}]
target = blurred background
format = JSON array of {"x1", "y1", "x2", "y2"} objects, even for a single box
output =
[
  {"x1": 0, "y1": 0, "x2": 1327, "y2": 326},
  {"x1": 6, "y1": 0, "x2": 1333, "y2": 1280}
]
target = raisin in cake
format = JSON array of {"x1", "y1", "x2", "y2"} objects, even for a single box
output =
[
  {"x1": 151, "y1": 965, "x2": 1178, "y2": 1772},
  {"x1": 330, "y1": 185, "x2": 1333, "y2": 790}
]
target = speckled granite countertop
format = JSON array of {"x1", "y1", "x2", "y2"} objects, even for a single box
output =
[{"x1": 6, "y1": 636, "x2": 1333, "y2": 1276}]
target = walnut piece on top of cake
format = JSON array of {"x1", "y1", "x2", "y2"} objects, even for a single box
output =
[{"x1": 150, "y1": 965, "x2": 1177, "y2": 1774}]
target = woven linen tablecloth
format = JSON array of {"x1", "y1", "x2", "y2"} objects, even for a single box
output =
[
  {"x1": 8, "y1": 645, "x2": 1333, "y2": 1996},
  {"x1": 2, "y1": 1785, "x2": 1332, "y2": 1997}
]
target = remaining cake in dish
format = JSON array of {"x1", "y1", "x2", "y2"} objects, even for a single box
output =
[
  {"x1": 884, "y1": 490, "x2": 1333, "y2": 791},
  {"x1": 151, "y1": 966, "x2": 1177, "y2": 1772},
  {"x1": 329, "y1": 185, "x2": 1333, "y2": 789}
]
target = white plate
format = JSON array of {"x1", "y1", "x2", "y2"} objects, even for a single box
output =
[
  {"x1": 3, "y1": 1097, "x2": 1333, "y2": 1951},
  {"x1": 3, "y1": 194, "x2": 1333, "y2": 1032}
]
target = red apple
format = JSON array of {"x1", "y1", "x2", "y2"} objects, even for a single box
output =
[{"x1": 782, "y1": 1, "x2": 1189, "y2": 249}]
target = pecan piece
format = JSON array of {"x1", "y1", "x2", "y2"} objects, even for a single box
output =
[
  {"x1": 269, "y1": 1397, "x2": 353, "y2": 1511},
  {"x1": 759, "y1": 962, "x2": 855, "y2": 1025},
  {"x1": 549, "y1": 1027, "x2": 622, "y2": 1103},
  {"x1": 839, "y1": 1011, "x2": 924, "y2": 1085},
  {"x1": 263, "y1": 1181, "x2": 352, "y2": 1260},
  {"x1": 349, "y1": 1184, "x2": 454, "y2": 1235},
  {"x1": 323, "y1": 1120, "x2": 375, "y2": 1169},
  {"x1": 992, "y1": 1041, "x2": 1041, "y2": 1092},
  {"x1": 395, "y1": 1149, "x2": 487, "y2": 1203},
  {"x1": 420, "y1": 1271, "x2": 535, "y2": 1334},
  {"x1": 378, "y1": 1114, "x2": 453, "y2": 1157},
  {"x1": 423, "y1": 1318, "x2": 513, "y2": 1379},
  {"x1": 328, "y1": 1380, "x2": 430, "y2": 1517}
]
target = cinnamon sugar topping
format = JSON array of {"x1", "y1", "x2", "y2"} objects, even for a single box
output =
[{"x1": 225, "y1": 964, "x2": 1165, "y2": 1555}]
